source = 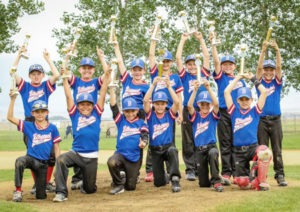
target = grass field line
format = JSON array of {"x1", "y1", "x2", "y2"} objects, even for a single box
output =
[{"x1": 1, "y1": 149, "x2": 300, "y2": 170}]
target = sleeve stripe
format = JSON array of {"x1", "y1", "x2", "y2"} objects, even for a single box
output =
[
  {"x1": 98, "y1": 77, "x2": 103, "y2": 86},
  {"x1": 275, "y1": 76, "x2": 282, "y2": 85},
  {"x1": 69, "y1": 75, "x2": 75, "y2": 86},
  {"x1": 190, "y1": 112, "x2": 196, "y2": 122},
  {"x1": 213, "y1": 71, "x2": 222, "y2": 80},
  {"x1": 18, "y1": 120, "x2": 24, "y2": 132},
  {"x1": 212, "y1": 111, "x2": 220, "y2": 119},
  {"x1": 114, "y1": 112, "x2": 122, "y2": 123},
  {"x1": 46, "y1": 80, "x2": 55, "y2": 93},
  {"x1": 178, "y1": 68, "x2": 186, "y2": 78},
  {"x1": 141, "y1": 126, "x2": 149, "y2": 132},
  {"x1": 176, "y1": 86, "x2": 184, "y2": 93},
  {"x1": 69, "y1": 105, "x2": 76, "y2": 115},
  {"x1": 146, "y1": 110, "x2": 152, "y2": 120},
  {"x1": 201, "y1": 67, "x2": 210, "y2": 77},
  {"x1": 150, "y1": 65, "x2": 157, "y2": 75},
  {"x1": 120, "y1": 71, "x2": 129, "y2": 83},
  {"x1": 18, "y1": 79, "x2": 25, "y2": 91},
  {"x1": 95, "y1": 104, "x2": 103, "y2": 115},
  {"x1": 169, "y1": 110, "x2": 177, "y2": 120},
  {"x1": 227, "y1": 104, "x2": 235, "y2": 115},
  {"x1": 255, "y1": 104, "x2": 262, "y2": 114},
  {"x1": 53, "y1": 136, "x2": 62, "y2": 143}
]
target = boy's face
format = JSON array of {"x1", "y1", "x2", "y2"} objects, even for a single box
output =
[
  {"x1": 79, "y1": 65, "x2": 95, "y2": 80},
  {"x1": 123, "y1": 109, "x2": 139, "y2": 121},
  {"x1": 197, "y1": 102, "x2": 211, "y2": 114},
  {"x1": 153, "y1": 101, "x2": 167, "y2": 114},
  {"x1": 78, "y1": 101, "x2": 94, "y2": 116},
  {"x1": 31, "y1": 109, "x2": 48, "y2": 122},
  {"x1": 263, "y1": 67, "x2": 275, "y2": 80},
  {"x1": 29, "y1": 71, "x2": 44, "y2": 85},
  {"x1": 131, "y1": 67, "x2": 145, "y2": 81},
  {"x1": 221, "y1": 62, "x2": 236, "y2": 75},
  {"x1": 162, "y1": 60, "x2": 173, "y2": 72},
  {"x1": 237, "y1": 97, "x2": 253, "y2": 110},
  {"x1": 186, "y1": 60, "x2": 197, "y2": 74}
]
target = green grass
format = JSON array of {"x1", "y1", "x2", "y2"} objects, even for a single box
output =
[{"x1": 0, "y1": 201, "x2": 38, "y2": 212}]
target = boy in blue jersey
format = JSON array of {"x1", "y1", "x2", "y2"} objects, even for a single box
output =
[
  {"x1": 107, "y1": 87, "x2": 149, "y2": 195},
  {"x1": 176, "y1": 31, "x2": 210, "y2": 181},
  {"x1": 144, "y1": 77, "x2": 181, "y2": 192},
  {"x1": 7, "y1": 95, "x2": 61, "y2": 202},
  {"x1": 224, "y1": 73, "x2": 273, "y2": 191},
  {"x1": 210, "y1": 34, "x2": 246, "y2": 185},
  {"x1": 12, "y1": 46, "x2": 60, "y2": 193},
  {"x1": 53, "y1": 67, "x2": 110, "y2": 202},
  {"x1": 256, "y1": 40, "x2": 287, "y2": 186},
  {"x1": 187, "y1": 79, "x2": 223, "y2": 192}
]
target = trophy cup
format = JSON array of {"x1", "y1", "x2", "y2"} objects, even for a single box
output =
[
  {"x1": 108, "y1": 15, "x2": 117, "y2": 44},
  {"x1": 239, "y1": 43, "x2": 248, "y2": 75},
  {"x1": 266, "y1": 16, "x2": 277, "y2": 42},
  {"x1": 21, "y1": 34, "x2": 31, "y2": 59},
  {"x1": 157, "y1": 49, "x2": 165, "y2": 77},
  {"x1": 109, "y1": 58, "x2": 119, "y2": 87},
  {"x1": 208, "y1": 20, "x2": 221, "y2": 46},
  {"x1": 10, "y1": 67, "x2": 18, "y2": 96},
  {"x1": 151, "y1": 14, "x2": 162, "y2": 42},
  {"x1": 178, "y1": 11, "x2": 195, "y2": 34},
  {"x1": 195, "y1": 54, "x2": 202, "y2": 83}
]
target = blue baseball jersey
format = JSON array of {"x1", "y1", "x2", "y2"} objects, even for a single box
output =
[
  {"x1": 213, "y1": 71, "x2": 246, "y2": 109},
  {"x1": 69, "y1": 104, "x2": 103, "y2": 153},
  {"x1": 120, "y1": 71, "x2": 149, "y2": 110},
  {"x1": 179, "y1": 67, "x2": 210, "y2": 108},
  {"x1": 18, "y1": 120, "x2": 61, "y2": 160},
  {"x1": 18, "y1": 79, "x2": 56, "y2": 117},
  {"x1": 228, "y1": 104, "x2": 262, "y2": 147},
  {"x1": 256, "y1": 77, "x2": 282, "y2": 116},
  {"x1": 69, "y1": 75, "x2": 102, "y2": 103},
  {"x1": 146, "y1": 110, "x2": 177, "y2": 146},
  {"x1": 150, "y1": 65, "x2": 183, "y2": 109},
  {"x1": 189, "y1": 110, "x2": 220, "y2": 147},
  {"x1": 114, "y1": 112, "x2": 149, "y2": 162}
]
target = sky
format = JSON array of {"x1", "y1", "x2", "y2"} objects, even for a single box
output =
[{"x1": 1, "y1": 0, "x2": 300, "y2": 122}]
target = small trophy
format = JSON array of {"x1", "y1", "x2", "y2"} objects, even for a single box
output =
[
  {"x1": 10, "y1": 67, "x2": 18, "y2": 96},
  {"x1": 208, "y1": 20, "x2": 221, "y2": 46},
  {"x1": 108, "y1": 15, "x2": 117, "y2": 44},
  {"x1": 178, "y1": 11, "x2": 194, "y2": 34},
  {"x1": 21, "y1": 34, "x2": 31, "y2": 59},
  {"x1": 109, "y1": 58, "x2": 119, "y2": 87},
  {"x1": 195, "y1": 54, "x2": 202, "y2": 83},
  {"x1": 68, "y1": 27, "x2": 82, "y2": 57},
  {"x1": 239, "y1": 43, "x2": 248, "y2": 75},
  {"x1": 157, "y1": 49, "x2": 165, "y2": 77},
  {"x1": 266, "y1": 16, "x2": 277, "y2": 42},
  {"x1": 151, "y1": 14, "x2": 162, "y2": 41}
]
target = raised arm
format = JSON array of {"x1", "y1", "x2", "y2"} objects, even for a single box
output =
[
  {"x1": 256, "y1": 41, "x2": 268, "y2": 79},
  {"x1": 248, "y1": 73, "x2": 267, "y2": 110},
  {"x1": 96, "y1": 46, "x2": 109, "y2": 74},
  {"x1": 112, "y1": 42, "x2": 126, "y2": 76},
  {"x1": 194, "y1": 31, "x2": 210, "y2": 69},
  {"x1": 43, "y1": 49, "x2": 60, "y2": 85},
  {"x1": 165, "y1": 77, "x2": 179, "y2": 114},
  {"x1": 203, "y1": 79, "x2": 219, "y2": 114},
  {"x1": 7, "y1": 91, "x2": 20, "y2": 126},
  {"x1": 62, "y1": 70, "x2": 75, "y2": 111},
  {"x1": 224, "y1": 75, "x2": 243, "y2": 109},
  {"x1": 11, "y1": 46, "x2": 27, "y2": 85},
  {"x1": 176, "y1": 33, "x2": 189, "y2": 71},
  {"x1": 270, "y1": 40, "x2": 282, "y2": 80},
  {"x1": 97, "y1": 67, "x2": 111, "y2": 109},
  {"x1": 144, "y1": 77, "x2": 160, "y2": 113},
  {"x1": 149, "y1": 40, "x2": 157, "y2": 69},
  {"x1": 209, "y1": 32, "x2": 221, "y2": 74},
  {"x1": 187, "y1": 81, "x2": 200, "y2": 116}
]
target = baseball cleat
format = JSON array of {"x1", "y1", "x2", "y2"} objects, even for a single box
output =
[
  {"x1": 171, "y1": 176, "x2": 181, "y2": 192},
  {"x1": 53, "y1": 193, "x2": 68, "y2": 202},
  {"x1": 276, "y1": 175, "x2": 288, "y2": 187},
  {"x1": 12, "y1": 191, "x2": 22, "y2": 202},
  {"x1": 110, "y1": 185, "x2": 124, "y2": 195}
]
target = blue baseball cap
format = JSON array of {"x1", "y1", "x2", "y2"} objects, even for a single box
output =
[
  {"x1": 163, "y1": 50, "x2": 173, "y2": 61},
  {"x1": 185, "y1": 54, "x2": 196, "y2": 63},
  {"x1": 76, "y1": 93, "x2": 94, "y2": 105},
  {"x1": 237, "y1": 87, "x2": 252, "y2": 99},
  {"x1": 29, "y1": 64, "x2": 44, "y2": 73},
  {"x1": 32, "y1": 100, "x2": 48, "y2": 112},
  {"x1": 153, "y1": 91, "x2": 168, "y2": 103},
  {"x1": 130, "y1": 59, "x2": 145, "y2": 69},
  {"x1": 263, "y1": 59, "x2": 276, "y2": 69},
  {"x1": 220, "y1": 55, "x2": 235, "y2": 64},
  {"x1": 197, "y1": 91, "x2": 212, "y2": 103},
  {"x1": 122, "y1": 97, "x2": 139, "y2": 110},
  {"x1": 80, "y1": 57, "x2": 95, "y2": 67}
]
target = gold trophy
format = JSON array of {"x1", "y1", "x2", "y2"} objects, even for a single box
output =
[
  {"x1": 109, "y1": 58, "x2": 119, "y2": 87},
  {"x1": 108, "y1": 15, "x2": 118, "y2": 44},
  {"x1": 10, "y1": 67, "x2": 18, "y2": 96},
  {"x1": 157, "y1": 49, "x2": 165, "y2": 77},
  {"x1": 151, "y1": 14, "x2": 162, "y2": 42},
  {"x1": 208, "y1": 20, "x2": 221, "y2": 46},
  {"x1": 266, "y1": 16, "x2": 277, "y2": 42},
  {"x1": 239, "y1": 43, "x2": 248, "y2": 75},
  {"x1": 21, "y1": 34, "x2": 31, "y2": 59},
  {"x1": 178, "y1": 11, "x2": 194, "y2": 34},
  {"x1": 68, "y1": 27, "x2": 82, "y2": 57},
  {"x1": 195, "y1": 54, "x2": 202, "y2": 83}
]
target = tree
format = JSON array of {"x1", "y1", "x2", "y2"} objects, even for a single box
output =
[
  {"x1": 53, "y1": 0, "x2": 300, "y2": 91},
  {"x1": 0, "y1": 0, "x2": 44, "y2": 53}
]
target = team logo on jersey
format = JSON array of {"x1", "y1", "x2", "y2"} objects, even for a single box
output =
[
  {"x1": 77, "y1": 85, "x2": 96, "y2": 99},
  {"x1": 195, "y1": 121, "x2": 209, "y2": 137},
  {"x1": 77, "y1": 116, "x2": 96, "y2": 131},
  {"x1": 32, "y1": 133, "x2": 52, "y2": 147},
  {"x1": 155, "y1": 79, "x2": 175, "y2": 92},
  {"x1": 234, "y1": 115, "x2": 253, "y2": 133},
  {"x1": 120, "y1": 126, "x2": 140, "y2": 140},
  {"x1": 28, "y1": 90, "x2": 45, "y2": 103},
  {"x1": 229, "y1": 80, "x2": 244, "y2": 90},
  {"x1": 152, "y1": 123, "x2": 169, "y2": 140},
  {"x1": 123, "y1": 86, "x2": 141, "y2": 98},
  {"x1": 266, "y1": 85, "x2": 275, "y2": 96}
]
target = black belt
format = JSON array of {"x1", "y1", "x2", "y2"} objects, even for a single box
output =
[
  {"x1": 196, "y1": 143, "x2": 216, "y2": 151},
  {"x1": 150, "y1": 143, "x2": 172, "y2": 151},
  {"x1": 261, "y1": 115, "x2": 281, "y2": 121},
  {"x1": 234, "y1": 143, "x2": 257, "y2": 151}
]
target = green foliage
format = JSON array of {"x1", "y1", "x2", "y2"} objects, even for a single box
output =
[
  {"x1": 0, "y1": 0, "x2": 44, "y2": 53},
  {"x1": 0, "y1": 169, "x2": 31, "y2": 182},
  {"x1": 0, "y1": 201, "x2": 38, "y2": 212}
]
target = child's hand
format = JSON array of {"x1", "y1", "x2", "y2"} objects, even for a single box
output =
[
  {"x1": 43, "y1": 49, "x2": 50, "y2": 61},
  {"x1": 193, "y1": 80, "x2": 200, "y2": 91},
  {"x1": 96, "y1": 46, "x2": 105, "y2": 58},
  {"x1": 177, "y1": 114, "x2": 183, "y2": 125},
  {"x1": 193, "y1": 31, "x2": 203, "y2": 40},
  {"x1": 181, "y1": 33, "x2": 190, "y2": 41},
  {"x1": 18, "y1": 45, "x2": 27, "y2": 56},
  {"x1": 153, "y1": 76, "x2": 161, "y2": 86},
  {"x1": 262, "y1": 40, "x2": 269, "y2": 51},
  {"x1": 269, "y1": 39, "x2": 279, "y2": 51},
  {"x1": 9, "y1": 90, "x2": 18, "y2": 99},
  {"x1": 208, "y1": 31, "x2": 215, "y2": 43},
  {"x1": 202, "y1": 79, "x2": 210, "y2": 89},
  {"x1": 243, "y1": 72, "x2": 254, "y2": 80},
  {"x1": 164, "y1": 77, "x2": 171, "y2": 88},
  {"x1": 139, "y1": 139, "x2": 147, "y2": 149}
]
